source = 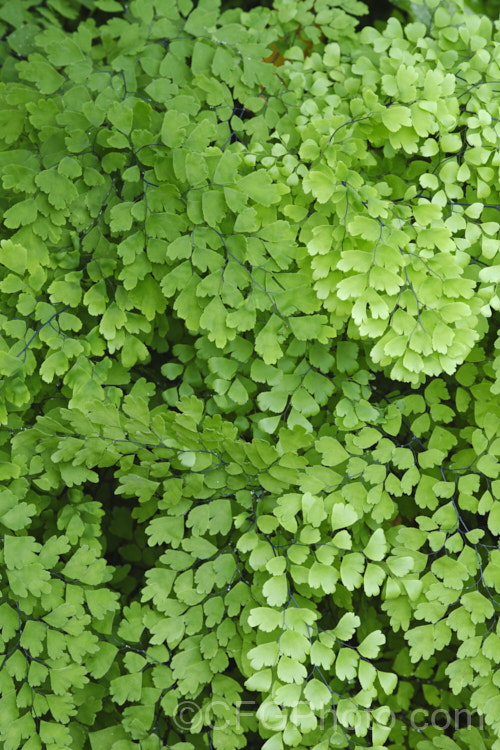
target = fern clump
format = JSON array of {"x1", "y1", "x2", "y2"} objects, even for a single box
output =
[{"x1": 0, "y1": 1, "x2": 499, "y2": 749}]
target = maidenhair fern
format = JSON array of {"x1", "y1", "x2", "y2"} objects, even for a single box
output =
[{"x1": 0, "y1": 1, "x2": 499, "y2": 749}]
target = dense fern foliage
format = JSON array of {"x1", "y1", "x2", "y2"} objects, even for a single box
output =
[{"x1": 0, "y1": 1, "x2": 499, "y2": 749}]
